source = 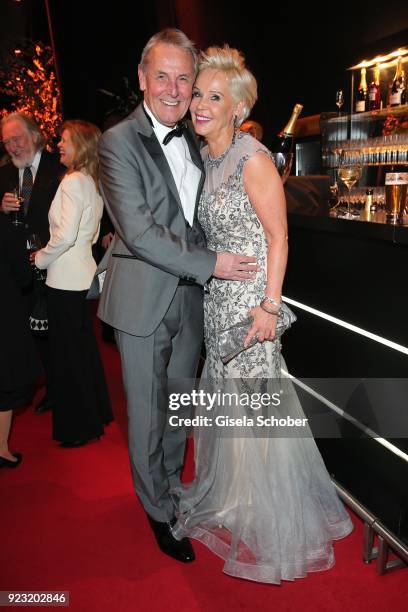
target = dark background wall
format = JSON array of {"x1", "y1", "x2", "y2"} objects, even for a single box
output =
[{"x1": 1, "y1": 0, "x2": 408, "y2": 145}]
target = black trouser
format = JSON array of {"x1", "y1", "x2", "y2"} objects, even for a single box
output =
[{"x1": 47, "y1": 286, "x2": 113, "y2": 443}]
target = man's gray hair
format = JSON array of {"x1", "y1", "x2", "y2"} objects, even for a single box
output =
[
  {"x1": 140, "y1": 28, "x2": 198, "y2": 76},
  {"x1": 1, "y1": 112, "x2": 45, "y2": 150}
]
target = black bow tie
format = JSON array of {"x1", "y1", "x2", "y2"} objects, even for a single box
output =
[{"x1": 163, "y1": 122, "x2": 186, "y2": 145}]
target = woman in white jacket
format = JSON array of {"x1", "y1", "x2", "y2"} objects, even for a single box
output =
[{"x1": 35, "y1": 120, "x2": 112, "y2": 447}]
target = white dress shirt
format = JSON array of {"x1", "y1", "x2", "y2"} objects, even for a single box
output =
[
  {"x1": 144, "y1": 103, "x2": 200, "y2": 226},
  {"x1": 18, "y1": 149, "x2": 42, "y2": 186}
]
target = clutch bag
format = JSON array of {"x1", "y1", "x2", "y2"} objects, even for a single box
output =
[
  {"x1": 218, "y1": 302, "x2": 297, "y2": 365},
  {"x1": 29, "y1": 280, "x2": 48, "y2": 337},
  {"x1": 86, "y1": 271, "x2": 106, "y2": 300}
]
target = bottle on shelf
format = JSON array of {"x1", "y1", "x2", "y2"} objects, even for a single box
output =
[
  {"x1": 368, "y1": 66, "x2": 381, "y2": 111},
  {"x1": 389, "y1": 56, "x2": 406, "y2": 107},
  {"x1": 355, "y1": 68, "x2": 368, "y2": 113},
  {"x1": 365, "y1": 187, "x2": 374, "y2": 213},
  {"x1": 270, "y1": 103, "x2": 303, "y2": 155}
]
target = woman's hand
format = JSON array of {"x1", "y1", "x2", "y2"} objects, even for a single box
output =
[
  {"x1": 244, "y1": 305, "x2": 278, "y2": 347},
  {"x1": 101, "y1": 232, "x2": 114, "y2": 250}
]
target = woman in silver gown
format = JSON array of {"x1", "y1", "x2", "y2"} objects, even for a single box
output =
[{"x1": 172, "y1": 46, "x2": 353, "y2": 584}]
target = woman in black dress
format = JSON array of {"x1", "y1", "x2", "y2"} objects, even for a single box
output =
[{"x1": 0, "y1": 216, "x2": 40, "y2": 467}]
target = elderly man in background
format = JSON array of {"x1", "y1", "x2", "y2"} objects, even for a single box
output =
[{"x1": 0, "y1": 113, "x2": 63, "y2": 413}]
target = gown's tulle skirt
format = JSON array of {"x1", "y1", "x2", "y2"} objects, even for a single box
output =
[{"x1": 172, "y1": 363, "x2": 353, "y2": 584}]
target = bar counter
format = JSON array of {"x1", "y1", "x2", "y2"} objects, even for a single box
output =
[
  {"x1": 282, "y1": 176, "x2": 408, "y2": 557},
  {"x1": 289, "y1": 208, "x2": 408, "y2": 246},
  {"x1": 283, "y1": 177, "x2": 408, "y2": 377}
]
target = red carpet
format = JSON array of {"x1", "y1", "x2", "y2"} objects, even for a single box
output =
[{"x1": 1, "y1": 318, "x2": 408, "y2": 612}]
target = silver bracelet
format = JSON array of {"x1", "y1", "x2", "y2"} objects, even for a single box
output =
[
  {"x1": 263, "y1": 295, "x2": 281, "y2": 309},
  {"x1": 260, "y1": 302, "x2": 279, "y2": 316}
]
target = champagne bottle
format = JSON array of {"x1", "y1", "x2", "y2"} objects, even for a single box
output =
[
  {"x1": 270, "y1": 103, "x2": 303, "y2": 155},
  {"x1": 390, "y1": 57, "x2": 406, "y2": 107},
  {"x1": 368, "y1": 66, "x2": 381, "y2": 111},
  {"x1": 355, "y1": 68, "x2": 368, "y2": 113}
]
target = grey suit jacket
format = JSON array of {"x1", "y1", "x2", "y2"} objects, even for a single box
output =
[{"x1": 97, "y1": 104, "x2": 216, "y2": 337}]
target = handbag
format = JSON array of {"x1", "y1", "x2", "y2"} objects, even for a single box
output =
[
  {"x1": 29, "y1": 279, "x2": 48, "y2": 337},
  {"x1": 86, "y1": 271, "x2": 106, "y2": 300},
  {"x1": 218, "y1": 302, "x2": 297, "y2": 365}
]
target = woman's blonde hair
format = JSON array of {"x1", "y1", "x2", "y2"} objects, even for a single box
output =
[
  {"x1": 61, "y1": 120, "x2": 101, "y2": 188},
  {"x1": 198, "y1": 45, "x2": 257, "y2": 125}
]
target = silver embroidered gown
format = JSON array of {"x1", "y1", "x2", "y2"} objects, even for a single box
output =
[{"x1": 172, "y1": 132, "x2": 353, "y2": 584}]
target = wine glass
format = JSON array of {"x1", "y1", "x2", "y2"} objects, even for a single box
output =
[
  {"x1": 27, "y1": 232, "x2": 42, "y2": 252},
  {"x1": 11, "y1": 186, "x2": 25, "y2": 226},
  {"x1": 337, "y1": 150, "x2": 362, "y2": 219},
  {"x1": 335, "y1": 90, "x2": 344, "y2": 115},
  {"x1": 27, "y1": 233, "x2": 46, "y2": 281}
]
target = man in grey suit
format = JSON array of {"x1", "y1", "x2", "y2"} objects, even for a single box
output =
[{"x1": 98, "y1": 28, "x2": 257, "y2": 563}]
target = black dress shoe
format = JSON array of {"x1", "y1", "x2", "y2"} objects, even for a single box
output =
[
  {"x1": 0, "y1": 453, "x2": 23, "y2": 468},
  {"x1": 35, "y1": 395, "x2": 52, "y2": 413},
  {"x1": 147, "y1": 515, "x2": 195, "y2": 563}
]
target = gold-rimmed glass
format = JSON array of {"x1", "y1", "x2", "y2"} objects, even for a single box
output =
[{"x1": 337, "y1": 149, "x2": 362, "y2": 219}]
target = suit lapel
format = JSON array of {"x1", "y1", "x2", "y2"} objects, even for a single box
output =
[
  {"x1": 26, "y1": 151, "x2": 53, "y2": 221},
  {"x1": 139, "y1": 132, "x2": 182, "y2": 211},
  {"x1": 133, "y1": 104, "x2": 204, "y2": 223},
  {"x1": 184, "y1": 126, "x2": 205, "y2": 223},
  {"x1": 2, "y1": 164, "x2": 19, "y2": 191},
  {"x1": 131, "y1": 104, "x2": 182, "y2": 213},
  {"x1": 184, "y1": 126, "x2": 203, "y2": 172}
]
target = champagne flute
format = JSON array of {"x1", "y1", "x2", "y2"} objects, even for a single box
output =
[
  {"x1": 335, "y1": 90, "x2": 344, "y2": 116},
  {"x1": 337, "y1": 150, "x2": 362, "y2": 219},
  {"x1": 11, "y1": 186, "x2": 25, "y2": 226},
  {"x1": 27, "y1": 233, "x2": 46, "y2": 281},
  {"x1": 27, "y1": 232, "x2": 42, "y2": 256}
]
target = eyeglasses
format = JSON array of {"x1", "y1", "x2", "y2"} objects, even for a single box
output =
[{"x1": 2, "y1": 135, "x2": 25, "y2": 147}]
